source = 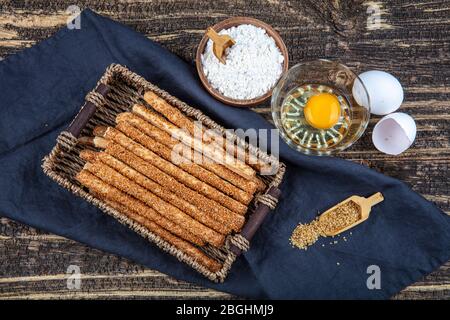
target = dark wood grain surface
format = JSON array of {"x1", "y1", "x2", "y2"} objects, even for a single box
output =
[{"x1": 0, "y1": 0, "x2": 449, "y2": 299}]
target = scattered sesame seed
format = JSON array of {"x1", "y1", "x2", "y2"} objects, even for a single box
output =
[{"x1": 290, "y1": 201, "x2": 360, "y2": 250}]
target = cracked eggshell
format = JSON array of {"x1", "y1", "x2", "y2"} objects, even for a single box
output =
[
  {"x1": 353, "y1": 70, "x2": 404, "y2": 115},
  {"x1": 372, "y1": 112, "x2": 416, "y2": 155}
]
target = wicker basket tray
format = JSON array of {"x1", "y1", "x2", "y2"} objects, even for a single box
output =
[{"x1": 42, "y1": 64, "x2": 285, "y2": 282}]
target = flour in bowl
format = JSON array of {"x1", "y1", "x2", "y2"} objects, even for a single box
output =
[{"x1": 201, "y1": 24, "x2": 284, "y2": 100}]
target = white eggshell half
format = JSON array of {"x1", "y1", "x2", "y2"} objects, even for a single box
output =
[
  {"x1": 353, "y1": 70, "x2": 404, "y2": 115},
  {"x1": 372, "y1": 113, "x2": 416, "y2": 155}
]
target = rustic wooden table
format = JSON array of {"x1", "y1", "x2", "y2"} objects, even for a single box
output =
[{"x1": 0, "y1": 0, "x2": 449, "y2": 300}]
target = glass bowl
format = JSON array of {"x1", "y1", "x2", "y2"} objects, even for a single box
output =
[{"x1": 271, "y1": 59, "x2": 371, "y2": 156}]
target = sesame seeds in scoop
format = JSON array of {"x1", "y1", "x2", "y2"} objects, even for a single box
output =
[{"x1": 201, "y1": 24, "x2": 285, "y2": 100}]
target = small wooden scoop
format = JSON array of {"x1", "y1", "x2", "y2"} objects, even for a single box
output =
[
  {"x1": 205, "y1": 27, "x2": 235, "y2": 64},
  {"x1": 319, "y1": 192, "x2": 384, "y2": 236}
]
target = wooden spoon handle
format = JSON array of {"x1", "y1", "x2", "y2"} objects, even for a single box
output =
[
  {"x1": 206, "y1": 27, "x2": 221, "y2": 42},
  {"x1": 367, "y1": 192, "x2": 384, "y2": 207}
]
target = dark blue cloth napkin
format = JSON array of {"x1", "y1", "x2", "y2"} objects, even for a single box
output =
[{"x1": 1, "y1": 9, "x2": 449, "y2": 299}]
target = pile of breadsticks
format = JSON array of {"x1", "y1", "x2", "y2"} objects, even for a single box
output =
[{"x1": 76, "y1": 91, "x2": 266, "y2": 272}]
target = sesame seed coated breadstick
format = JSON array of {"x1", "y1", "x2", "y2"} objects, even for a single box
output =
[
  {"x1": 98, "y1": 126, "x2": 247, "y2": 216},
  {"x1": 116, "y1": 112, "x2": 258, "y2": 196},
  {"x1": 78, "y1": 136, "x2": 109, "y2": 149},
  {"x1": 251, "y1": 174, "x2": 267, "y2": 192},
  {"x1": 115, "y1": 122, "x2": 248, "y2": 213},
  {"x1": 76, "y1": 170, "x2": 204, "y2": 246},
  {"x1": 102, "y1": 143, "x2": 244, "y2": 232},
  {"x1": 143, "y1": 91, "x2": 274, "y2": 174},
  {"x1": 132, "y1": 103, "x2": 255, "y2": 179},
  {"x1": 93, "y1": 125, "x2": 108, "y2": 137},
  {"x1": 83, "y1": 161, "x2": 224, "y2": 247},
  {"x1": 80, "y1": 149, "x2": 229, "y2": 235},
  {"x1": 100, "y1": 195, "x2": 221, "y2": 272},
  {"x1": 87, "y1": 131, "x2": 244, "y2": 231},
  {"x1": 115, "y1": 120, "x2": 252, "y2": 207},
  {"x1": 144, "y1": 91, "x2": 198, "y2": 137},
  {"x1": 79, "y1": 149, "x2": 97, "y2": 162}
]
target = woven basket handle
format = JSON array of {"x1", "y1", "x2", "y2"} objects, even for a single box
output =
[
  {"x1": 230, "y1": 186, "x2": 282, "y2": 256},
  {"x1": 67, "y1": 83, "x2": 110, "y2": 137}
]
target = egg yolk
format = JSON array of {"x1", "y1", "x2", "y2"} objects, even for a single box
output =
[{"x1": 304, "y1": 93, "x2": 341, "y2": 130}]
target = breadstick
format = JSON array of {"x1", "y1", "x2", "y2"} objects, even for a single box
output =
[
  {"x1": 98, "y1": 126, "x2": 247, "y2": 216},
  {"x1": 101, "y1": 143, "x2": 244, "y2": 232},
  {"x1": 86, "y1": 128, "x2": 263, "y2": 194},
  {"x1": 130, "y1": 106, "x2": 266, "y2": 190},
  {"x1": 114, "y1": 122, "x2": 248, "y2": 212},
  {"x1": 76, "y1": 170, "x2": 204, "y2": 246},
  {"x1": 93, "y1": 125, "x2": 108, "y2": 137},
  {"x1": 100, "y1": 195, "x2": 221, "y2": 272},
  {"x1": 116, "y1": 112, "x2": 259, "y2": 195},
  {"x1": 144, "y1": 91, "x2": 274, "y2": 174},
  {"x1": 132, "y1": 104, "x2": 255, "y2": 179},
  {"x1": 218, "y1": 129, "x2": 276, "y2": 176},
  {"x1": 86, "y1": 135, "x2": 244, "y2": 231},
  {"x1": 79, "y1": 149, "x2": 97, "y2": 162},
  {"x1": 80, "y1": 149, "x2": 230, "y2": 235},
  {"x1": 115, "y1": 120, "x2": 252, "y2": 206},
  {"x1": 144, "y1": 91, "x2": 198, "y2": 136},
  {"x1": 78, "y1": 136, "x2": 109, "y2": 149},
  {"x1": 84, "y1": 161, "x2": 224, "y2": 247}
]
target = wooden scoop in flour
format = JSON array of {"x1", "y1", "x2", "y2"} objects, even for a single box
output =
[
  {"x1": 319, "y1": 192, "x2": 384, "y2": 236},
  {"x1": 206, "y1": 27, "x2": 235, "y2": 64}
]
